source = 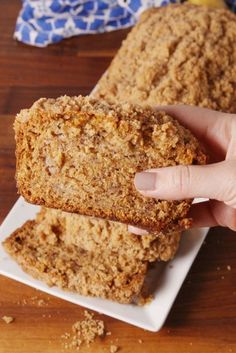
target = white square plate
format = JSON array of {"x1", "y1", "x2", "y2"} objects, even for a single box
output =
[{"x1": 0, "y1": 197, "x2": 208, "y2": 331}]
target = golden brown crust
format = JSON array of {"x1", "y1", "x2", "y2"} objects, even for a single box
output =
[
  {"x1": 94, "y1": 4, "x2": 236, "y2": 113},
  {"x1": 3, "y1": 220, "x2": 147, "y2": 304},
  {"x1": 15, "y1": 95, "x2": 206, "y2": 232}
]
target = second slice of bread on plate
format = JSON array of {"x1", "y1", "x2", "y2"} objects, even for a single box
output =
[
  {"x1": 36, "y1": 207, "x2": 182, "y2": 263},
  {"x1": 3, "y1": 218, "x2": 147, "y2": 304}
]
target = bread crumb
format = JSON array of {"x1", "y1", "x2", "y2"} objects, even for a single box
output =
[
  {"x1": 32, "y1": 296, "x2": 49, "y2": 307},
  {"x1": 138, "y1": 339, "x2": 143, "y2": 344},
  {"x1": 61, "y1": 332, "x2": 71, "y2": 340},
  {"x1": 37, "y1": 299, "x2": 47, "y2": 306},
  {"x1": 138, "y1": 294, "x2": 153, "y2": 306},
  {"x1": 221, "y1": 276, "x2": 225, "y2": 280},
  {"x1": 2, "y1": 316, "x2": 14, "y2": 324},
  {"x1": 17, "y1": 296, "x2": 49, "y2": 307},
  {"x1": 217, "y1": 266, "x2": 221, "y2": 271},
  {"x1": 227, "y1": 265, "x2": 231, "y2": 271},
  {"x1": 62, "y1": 310, "x2": 105, "y2": 350},
  {"x1": 106, "y1": 331, "x2": 112, "y2": 336},
  {"x1": 110, "y1": 345, "x2": 119, "y2": 353}
]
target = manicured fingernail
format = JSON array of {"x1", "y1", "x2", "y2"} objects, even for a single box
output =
[
  {"x1": 134, "y1": 172, "x2": 157, "y2": 191},
  {"x1": 128, "y1": 225, "x2": 149, "y2": 235}
]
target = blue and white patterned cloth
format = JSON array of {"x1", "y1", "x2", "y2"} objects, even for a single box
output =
[
  {"x1": 226, "y1": 0, "x2": 236, "y2": 11},
  {"x1": 14, "y1": 0, "x2": 236, "y2": 47},
  {"x1": 14, "y1": 0, "x2": 181, "y2": 47}
]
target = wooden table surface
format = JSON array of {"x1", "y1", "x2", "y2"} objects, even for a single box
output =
[{"x1": 0, "y1": 1, "x2": 236, "y2": 353}]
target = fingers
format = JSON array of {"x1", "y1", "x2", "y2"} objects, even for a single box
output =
[
  {"x1": 155, "y1": 105, "x2": 233, "y2": 156},
  {"x1": 189, "y1": 200, "x2": 236, "y2": 231},
  {"x1": 134, "y1": 160, "x2": 236, "y2": 206}
]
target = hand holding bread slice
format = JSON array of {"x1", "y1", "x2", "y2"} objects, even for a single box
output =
[{"x1": 14, "y1": 95, "x2": 206, "y2": 232}]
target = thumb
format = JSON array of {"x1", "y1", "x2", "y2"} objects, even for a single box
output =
[{"x1": 134, "y1": 161, "x2": 236, "y2": 207}]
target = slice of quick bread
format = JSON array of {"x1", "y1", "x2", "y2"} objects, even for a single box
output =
[
  {"x1": 3, "y1": 207, "x2": 182, "y2": 303},
  {"x1": 3, "y1": 220, "x2": 147, "y2": 304},
  {"x1": 35, "y1": 208, "x2": 181, "y2": 263},
  {"x1": 15, "y1": 95, "x2": 206, "y2": 231},
  {"x1": 94, "y1": 4, "x2": 236, "y2": 113}
]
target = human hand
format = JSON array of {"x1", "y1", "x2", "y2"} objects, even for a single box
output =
[{"x1": 129, "y1": 105, "x2": 236, "y2": 234}]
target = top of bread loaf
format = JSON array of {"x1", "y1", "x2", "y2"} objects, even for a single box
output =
[
  {"x1": 95, "y1": 4, "x2": 236, "y2": 113},
  {"x1": 15, "y1": 95, "x2": 206, "y2": 232}
]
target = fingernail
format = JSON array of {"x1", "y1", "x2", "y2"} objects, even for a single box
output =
[
  {"x1": 128, "y1": 225, "x2": 149, "y2": 235},
  {"x1": 134, "y1": 172, "x2": 157, "y2": 191}
]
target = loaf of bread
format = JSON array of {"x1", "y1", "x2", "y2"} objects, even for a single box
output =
[
  {"x1": 35, "y1": 208, "x2": 181, "y2": 262},
  {"x1": 95, "y1": 4, "x2": 236, "y2": 113},
  {"x1": 3, "y1": 219, "x2": 147, "y2": 304},
  {"x1": 15, "y1": 95, "x2": 206, "y2": 232}
]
